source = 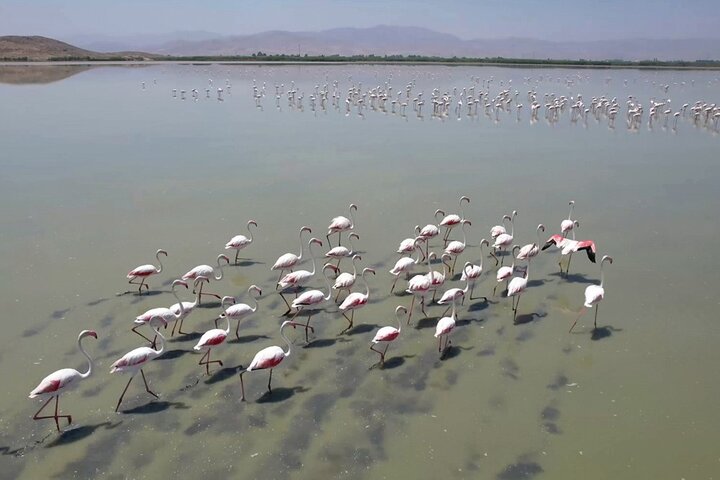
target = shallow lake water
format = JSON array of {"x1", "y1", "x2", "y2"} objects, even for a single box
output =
[{"x1": 0, "y1": 63, "x2": 719, "y2": 479}]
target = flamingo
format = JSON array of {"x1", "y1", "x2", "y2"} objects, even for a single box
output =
[
  {"x1": 437, "y1": 263, "x2": 474, "y2": 316},
  {"x1": 333, "y1": 254, "x2": 362, "y2": 302},
  {"x1": 507, "y1": 258, "x2": 530, "y2": 322},
  {"x1": 169, "y1": 276, "x2": 209, "y2": 336},
  {"x1": 461, "y1": 238, "x2": 490, "y2": 302},
  {"x1": 389, "y1": 238, "x2": 423, "y2": 293},
  {"x1": 438, "y1": 196, "x2": 470, "y2": 245},
  {"x1": 278, "y1": 238, "x2": 323, "y2": 313},
  {"x1": 370, "y1": 306, "x2": 408, "y2": 366},
  {"x1": 444, "y1": 219, "x2": 471, "y2": 274},
  {"x1": 271, "y1": 226, "x2": 312, "y2": 286},
  {"x1": 416, "y1": 220, "x2": 441, "y2": 259},
  {"x1": 181, "y1": 254, "x2": 230, "y2": 303},
  {"x1": 327, "y1": 203, "x2": 357, "y2": 246},
  {"x1": 570, "y1": 255, "x2": 613, "y2": 332},
  {"x1": 561, "y1": 201, "x2": 577, "y2": 237},
  {"x1": 126, "y1": 249, "x2": 167, "y2": 294},
  {"x1": 490, "y1": 215, "x2": 511, "y2": 241},
  {"x1": 133, "y1": 280, "x2": 188, "y2": 346},
  {"x1": 338, "y1": 267, "x2": 376, "y2": 334},
  {"x1": 325, "y1": 232, "x2": 359, "y2": 267},
  {"x1": 517, "y1": 225, "x2": 545, "y2": 260},
  {"x1": 542, "y1": 235, "x2": 596, "y2": 274},
  {"x1": 397, "y1": 236, "x2": 418, "y2": 255},
  {"x1": 492, "y1": 210, "x2": 517, "y2": 265},
  {"x1": 29, "y1": 330, "x2": 97, "y2": 431},
  {"x1": 194, "y1": 310, "x2": 231, "y2": 375},
  {"x1": 239, "y1": 320, "x2": 298, "y2": 401},
  {"x1": 225, "y1": 220, "x2": 258, "y2": 264},
  {"x1": 434, "y1": 298, "x2": 457, "y2": 357},
  {"x1": 110, "y1": 317, "x2": 168, "y2": 412},
  {"x1": 290, "y1": 264, "x2": 337, "y2": 342},
  {"x1": 406, "y1": 246, "x2": 437, "y2": 324},
  {"x1": 427, "y1": 253, "x2": 451, "y2": 302},
  {"x1": 215, "y1": 285, "x2": 262, "y2": 340},
  {"x1": 494, "y1": 245, "x2": 521, "y2": 296}
]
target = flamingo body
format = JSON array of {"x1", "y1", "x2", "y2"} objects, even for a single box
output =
[
  {"x1": 434, "y1": 316, "x2": 455, "y2": 338},
  {"x1": 372, "y1": 327, "x2": 399, "y2": 343},
  {"x1": 584, "y1": 285, "x2": 604, "y2": 308},
  {"x1": 247, "y1": 346, "x2": 284, "y2": 371},
  {"x1": 194, "y1": 329, "x2": 227, "y2": 349}
]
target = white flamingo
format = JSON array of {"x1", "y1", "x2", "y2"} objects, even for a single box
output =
[
  {"x1": 271, "y1": 226, "x2": 312, "y2": 285},
  {"x1": 225, "y1": 220, "x2": 258, "y2": 264},
  {"x1": 181, "y1": 255, "x2": 230, "y2": 303},
  {"x1": 570, "y1": 255, "x2": 613, "y2": 332},
  {"x1": 461, "y1": 238, "x2": 490, "y2": 301},
  {"x1": 126, "y1": 249, "x2": 167, "y2": 294},
  {"x1": 216, "y1": 285, "x2": 262, "y2": 340},
  {"x1": 327, "y1": 203, "x2": 357, "y2": 246},
  {"x1": 370, "y1": 306, "x2": 408, "y2": 366}
]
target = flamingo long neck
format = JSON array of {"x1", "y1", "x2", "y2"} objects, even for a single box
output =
[
  {"x1": 348, "y1": 235, "x2": 356, "y2": 254},
  {"x1": 192, "y1": 280, "x2": 204, "y2": 308},
  {"x1": 362, "y1": 271, "x2": 371, "y2": 297},
  {"x1": 536, "y1": 227, "x2": 543, "y2": 247},
  {"x1": 450, "y1": 299, "x2": 457, "y2": 319},
  {"x1": 297, "y1": 230, "x2": 308, "y2": 261},
  {"x1": 78, "y1": 335, "x2": 94, "y2": 379},
  {"x1": 568, "y1": 203, "x2": 575, "y2": 221},
  {"x1": 479, "y1": 242, "x2": 486, "y2": 270},
  {"x1": 510, "y1": 215, "x2": 515, "y2": 237},
  {"x1": 153, "y1": 326, "x2": 166, "y2": 356},
  {"x1": 351, "y1": 257, "x2": 359, "y2": 277},
  {"x1": 348, "y1": 206, "x2": 356, "y2": 229},
  {"x1": 461, "y1": 222, "x2": 468, "y2": 246},
  {"x1": 280, "y1": 322, "x2": 293, "y2": 357},
  {"x1": 172, "y1": 283, "x2": 185, "y2": 318},
  {"x1": 459, "y1": 198, "x2": 467, "y2": 221},
  {"x1": 308, "y1": 243, "x2": 318, "y2": 276},
  {"x1": 600, "y1": 261, "x2": 606, "y2": 288},
  {"x1": 396, "y1": 309, "x2": 404, "y2": 333},
  {"x1": 155, "y1": 251, "x2": 164, "y2": 273},
  {"x1": 214, "y1": 258, "x2": 225, "y2": 281},
  {"x1": 247, "y1": 222, "x2": 255, "y2": 243},
  {"x1": 222, "y1": 313, "x2": 231, "y2": 335},
  {"x1": 427, "y1": 251, "x2": 435, "y2": 278},
  {"x1": 322, "y1": 268, "x2": 334, "y2": 300},
  {"x1": 250, "y1": 291, "x2": 259, "y2": 312}
]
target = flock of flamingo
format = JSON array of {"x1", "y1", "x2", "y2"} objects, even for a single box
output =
[
  {"x1": 160, "y1": 72, "x2": 720, "y2": 134},
  {"x1": 29, "y1": 197, "x2": 613, "y2": 433}
]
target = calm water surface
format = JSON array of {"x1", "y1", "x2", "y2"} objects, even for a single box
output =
[{"x1": 0, "y1": 64, "x2": 719, "y2": 479}]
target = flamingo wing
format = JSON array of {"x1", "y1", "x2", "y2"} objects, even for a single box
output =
[
  {"x1": 194, "y1": 329, "x2": 227, "y2": 349},
  {"x1": 272, "y1": 253, "x2": 298, "y2": 271},
  {"x1": 542, "y1": 235, "x2": 565, "y2": 250},
  {"x1": 372, "y1": 327, "x2": 399, "y2": 343},
  {"x1": 247, "y1": 346, "x2": 285, "y2": 371},
  {"x1": 110, "y1": 347, "x2": 153, "y2": 372},
  {"x1": 434, "y1": 317, "x2": 456, "y2": 337},
  {"x1": 576, "y1": 241, "x2": 597, "y2": 262},
  {"x1": 29, "y1": 369, "x2": 79, "y2": 398},
  {"x1": 127, "y1": 264, "x2": 156, "y2": 278}
]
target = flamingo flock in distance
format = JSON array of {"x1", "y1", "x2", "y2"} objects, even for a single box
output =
[
  {"x1": 153, "y1": 70, "x2": 720, "y2": 137},
  {"x1": 29, "y1": 197, "x2": 615, "y2": 433}
]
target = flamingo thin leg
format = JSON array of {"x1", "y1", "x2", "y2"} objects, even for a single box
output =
[
  {"x1": 140, "y1": 369, "x2": 158, "y2": 399},
  {"x1": 115, "y1": 376, "x2": 134, "y2": 412}
]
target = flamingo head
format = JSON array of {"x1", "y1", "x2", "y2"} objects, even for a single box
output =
[
  {"x1": 156, "y1": 249, "x2": 168, "y2": 257},
  {"x1": 363, "y1": 267, "x2": 376, "y2": 276},
  {"x1": 460, "y1": 195, "x2": 471, "y2": 205},
  {"x1": 300, "y1": 226, "x2": 312, "y2": 234},
  {"x1": 542, "y1": 235, "x2": 564, "y2": 250},
  {"x1": 537, "y1": 224, "x2": 546, "y2": 233},
  {"x1": 80, "y1": 330, "x2": 98, "y2": 340},
  {"x1": 480, "y1": 238, "x2": 490, "y2": 248},
  {"x1": 173, "y1": 279, "x2": 189, "y2": 289},
  {"x1": 395, "y1": 305, "x2": 408, "y2": 317},
  {"x1": 249, "y1": 285, "x2": 262, "y2": 297},
  {"x1": 434, "y1": 209, "x2": 446, "y2": 220},
  {"x1": 221, "y1": 295, "x2": 236, "y2": 307},
  {"x1": 569, "y1": 200, "x2": 575, "y2": 206},
  {"x1": 248, "y1": 220, "x2": 258, "y2": 228},
  {"x1": 574, "y1": 220, "x2": 580, "y2": 228},
  {"x1": 349, "y1": 233, "x2": 360, "y2": 241},
  {"x1": 310, "y1": 238, "x2": 323, "y2": 248},
  {"x1": 149, "y1": 316, "x2": 169, "y2": 329},
  {"x1": 349, "y1": 203, "x2": 358, "y2": 212},
  {"x1": 601, "y1": 255, "x2": 613, "y2": 265},
  {"x1": 462, "y1": 220, "x2": 471, "y2": 226},
  {"x1": 218, "y1": 254, "x2": 230, "y2": 265}
]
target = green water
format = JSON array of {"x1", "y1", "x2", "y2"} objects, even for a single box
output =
[{"x1": 1, "y1": 64, "x2": 719, "y2": 479}]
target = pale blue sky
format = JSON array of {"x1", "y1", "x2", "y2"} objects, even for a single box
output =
[{"x1": 1, "y1": 0, "x2": 718, "y2": 41}]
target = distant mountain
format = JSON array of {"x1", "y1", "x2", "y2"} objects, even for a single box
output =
[
  {"x1": 0, "y1": 35, "x2": 154, "y2": 61},
  {"x1": 139, "y1": 25, "x2": 720, "y2": 61},
  {"x1": 65, "y1": 31, "x2": 224, "y2": 53}
]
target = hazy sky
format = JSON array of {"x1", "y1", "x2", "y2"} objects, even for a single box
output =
[{"x1": 1, "y1": 0, "x2": 719, "y2": 41}]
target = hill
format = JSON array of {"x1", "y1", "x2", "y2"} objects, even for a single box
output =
[{"x1": 0, "y1": 35, "x2": 154, "y2": 61}]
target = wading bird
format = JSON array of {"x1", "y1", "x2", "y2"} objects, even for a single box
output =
[
  {"x1": 181, "y1": 255, "x2": 230, "y2": 303},
  {"x1": 126, "y1": 249, "x2": 167, "y2": 294},
  {"x1": 370, "y1": 306, "x2": 408, "y2": 366},
  {"x1": 327, "y1": 203, "x2": 357, "y2": 246},
  {"x1": 290, "y1": 264, "x2": 337, "y2": 342},
  {"x1": 133, "y1": 280, "x2": 188, "y2": 346},
  {"x1": 570, "y1": 255, "x2": 613, "y2": 332},
  {"x1": 239, "y1": 320, "x2": 297, "y2": 401},
  {"x1": 216, "y1": 285, "x2": 262, "y2": 340},
  {"x1": 338, "y1": 267, "x2": 375, "y2": 334},
  {"x1": 225, "y1": 220, "x2": 258, "y2": 264},
  {"x1": 271, "y1": 226, "x2": 312, "y2": 285}
]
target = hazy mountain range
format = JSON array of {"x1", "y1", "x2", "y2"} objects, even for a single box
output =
[{"x1": 65, "y1": 25, "x2": 720, "y2": 61}]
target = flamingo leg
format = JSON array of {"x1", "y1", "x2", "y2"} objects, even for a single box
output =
[
  {"x1": 140, "y1": 369, "x2": 158, "y2": 399},
  {"x1": 438, "y1": 336, "x2": 442, "y2": 353},
  {"x1": 198, "y1": 281, "x2": 222, "y2": 301},
  {"x1": 566, "y1": 252, "x2": 573, "y2": 275},
  {"x1": 267, "y1": 369, "x2": 273, "y2": 394},
  {"x1": 177, "y1": 316, "x2": 190, "y2": 336},
  {"x1": 128, "y1": 277, "x2": 150, "y2": 294},
  {"x1": 234, "y1": 250, "x2": 240, "y2": 264},
  {"x1": 593, "y1": 304, "x2": 599, "y2": 330},
  {"x1": 115, "y1": 375, "x2": 135, "y2": 412},
  {"x1": 370, "y1": 344, "x2": 387, "y2": 366},
  {"x1": 420, "y1": 297, "x2": 428, "y2": 316},
  {"x1": 569, "y1": 307, "x2": 587, "y2": 333},
  {"x1": 451, "y1": 256, "x2": 457, "y2": 275},
  {"x1": 340, "y1": 310, "x2": 354, "y2": 334},
  {"x1": 407, "y1": 296, "x2": 415, "y2": 325},
  {"x1": 33, "y1": 395, "x2": 71, "y2": 431},
  {"x1": 513, "y1": 295, "x2": 522, "y2": 322},
  {"x1": 275, "y1": 270, "x2": 285, "y2": 290},
  {"x1": 239, "y1": 371, "x2": 247, "y2": 401},
  {"x1": 490, "y1": 251, "x2": 499, "y2": 266},
  {"x1": 279, "y1": 292, "x2": 292, "y2": 315},
  {"x1": 199, "y1": 349, "x2": 223, "y2": 374},
  {"x1": 441, "y1": 304, "x2": 451, "y2": 317},
  {"x1": 390, "y1": 276, "x2": 400, "y2": 294},
  {"x1": 235, "y1": 320, "x2": 241, "y2": 341},
  {"x1": 131, "y1": 325, "x2": 156, "y2": 347}
]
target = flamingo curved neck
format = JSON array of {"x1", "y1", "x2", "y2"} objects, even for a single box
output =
[
  {"x1": 280, "y1": 322, "x2": 293, "y2": 357},
  {"x1": 78, "y1": 335, "x2": 94, "y2": 378},
  {"x1": 247, "y1": 222, "x2": 256, "y2": 242},
  {"x1": 308, "y1": 244, "x2": 318, "y2": 276},
  {"x1": 298, "y1": 230, "x2": 309, "y2": 261},
  {"x1": 396, "y1": 310, "x2": 404, "y2": 333},
  {"x1": 479, "y1": 242, "x2": 486, "y2": 270},
  {"x1": 222, "y1": 314, "x2": 231, "y2": 334},
  {"x1": 153, "y1": 326, "x2": 166, "y2": 355},
  {"x1": 361, "y1": 271, "x2": 371, "y2": 297},
  {"x1": 155, "y1": 251, "x2": 164, "y2": 273},
  {"x1": 568, "y1": 203, "x2": 575, "y2": 220},
  {"x1": 322, "y1": 268, "x2": 334, "y2": 300},
  {"x1": 214, "y1": 259, "x2": 225, "y2": 280},
  {"x1": 348, "y1": 206, "x2": 356, "y2": 229},
  {"x1": 172, "y1": 283, "x2": 185, "y2": 318}
]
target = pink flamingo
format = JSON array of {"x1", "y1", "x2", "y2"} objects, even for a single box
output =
[
  {"x1": 438, "y1": 196, "x2": 470, "y2": 245},
  {"x1": 461, "y1": 238, "x2": 490, "y2": 301},
  {"x1": 325, "y1": 232, "x2": 359, "y2": 267},
  {"x1": 126, "y1": 249, "x2": 167, "y2": 294},
  {"x1": 194, "y1": 310, "x2": 230, "y2": 374},
  {"x1": 437, "y1": 263, "x2": 473, "y2": 316},
  {"x1": 492, "y1": 210, "x2": 517, "y2": 265},
  {"x1": 389, "y1": 238, "x2": 423, "y2": 293},
  {"x1": 333, "y1": 254, "x2": 362, "y2": 302},
  {"x1": 517, "y1": 225, "x2": 545, "y2": 261},
  {"x1": 271, "y1": 226, "x2": 312, "y2": 286},
  {"x1": 239, "y1": 320, "x2": 298, "y2": 401},
  {"x1": 406, "y1": 246, "x2": 436, "y2": 324},
  {"x1": 133, "y1": 279, "x2": 188, "y2": 346},
  {"x1": 338, "y1": 267, "x2": 376, "y2": 334},
  {"x1": 370, "y1": 306, "x2": 408, "y2": 366},
  {"x1": 181, "y1": 254, "x2": 230, "y2": 303},
  {"x1": 427, "y1": 253, "x2": 451, "y2": 302},
  {"x1": 170, "y1": 276, "x2": 208, "y2": 336},
  {"x1": 494, "y1": 245, "x2": 520, "y2": 296},
  {"x1": 561, "y1": 201, "x2": 577, "y2": 237},
  {"x1": 29, "y1": 330, "x2": 97, "y2": 431},
  {"x1": 327, "y1": 203, "x2": 357, "y2": 246},
  {"x1": 434, "y1": 298, "x2": 457, "y2": 357},
  {"x1": 278, "y1": 238, "x2": 324, "y2": 313},
  {"x1": 225, "y1": 220, "x2": 258, "y2": 264},
  {"x1": 570, "y1": 255, "x2": 613, "y2": 332},
  {"x1": 110, "y1": 317, "x2": 168, "y2": 412},
  {"x1": 507, "y1": 257, "x2": 530, "y2": 321},
  {"x1": 444, "y1": 219, "x2": 471, "y2": 274},
  {"x1": 542, "y1": 235, "x2": 596, "y2": 275},
  {"x1": 216, "y1": 285, "x2": 262, "y2": 340},
  {"x1": 490, "y1": 215, "x2": 511, "y2": 241},
  {"x1": 290, "y1": 264, "x2": 337, "y2": 342}
]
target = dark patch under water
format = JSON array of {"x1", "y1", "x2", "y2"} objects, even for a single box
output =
[
  {"x1": 50, "y1": 307, "x2": 72, "y2": 320},
  {"x1": 546, "y1": 373, "x2": 570, "y2": 391},
  {"x1": 541, "y1": 406, "x2": 560, "y2": 421},
  {"x1": 500, "y1": 358, "x2": 520, "y2": 380},
  {"x1": 497, "y1": 460, "x2": 544, "y2": 479}
]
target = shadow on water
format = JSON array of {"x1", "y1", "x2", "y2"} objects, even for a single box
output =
[
  {"x1": 456, "y1": 317, "x2": 485, "y2": 327},
  {"x1": 548, "y1": 272, "x2": 596, "y2": 284},
  {"x1": 440, "y1": 345, "x2": 472, "y2": 361},
  {"x1": 468, "y1": 298, "x2": 493, "y2": 312},
  {"x1": 228, "y1": 334, "x2": 271, "y2": 344},
  {"x1": 121, "y1": 401, "x2": 189, "y2": 415},
  {"x1": 234, "y1": 260, "x2": 265, "y2": 267},
  {"x1": 197, "y1": 301, "x2": 222, "y2": 309},
  {"x1": 255, "y1": 386, "x2": 309, "y2": 404},
  {"x1": 86, "y1": 298, "x2": 108, "y2": 307},
  {"x1": 171, "y1": 332, "x2": 203, "y2": 342},
  {"x1": 526, "y1": 279, "x2": 547, "y2": 288},
  {"x1": 128, "y1": 290, "x2": 164, "y2": 303},
  {"x1": 46, "y1": 421, "x2": 121, "y2": 448},
  {"x1": 370, "y1": 354, "x2": 415, "y2": 370},
  {"x1": 414, "y1": 316, "x2": 440, "y2": 330},
  {"x1": 304, "y1": 337, "x2": 344, "y2": 349},
  {"x1": 205, "y1": 365, "x2": 244, "y2": 385},
  {"x1": 157, "y1": 349, "x2": 189, "y2": 361},
  {"x1": 345, "y1": 323, "x2": 377, "y2": 335},
  {"x1": 591, "y1": 325, "x2": 622, "y2": 341},
  {"x1": 51, "y1": 307, "x2": 72, "y2": 320},
  {"x1": 513, "y1": 311, "x2": 547, "y2": 325},
  {"x1": 497, "y1": 460, "x2": 544, "y2": 480}
]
